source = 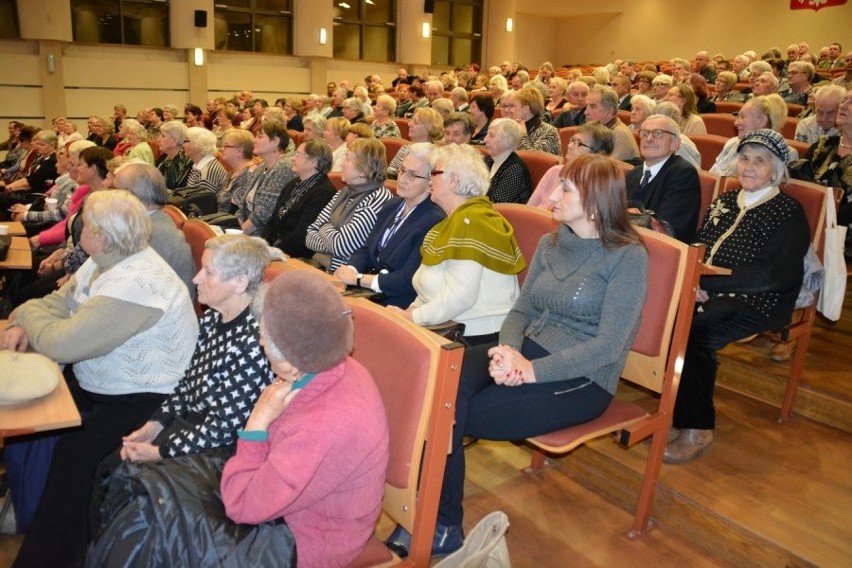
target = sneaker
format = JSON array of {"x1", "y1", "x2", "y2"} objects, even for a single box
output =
[{"x1": 384, "y1": 522, "x2": 465, "y2": 558}]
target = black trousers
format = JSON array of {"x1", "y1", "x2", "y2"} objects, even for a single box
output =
[
  {"x1": 672, "y1": 298, "x2": 771, "y2": 431},
  {"x1": 13, "y1": 374, "x2": 165, "y2": 568},
  {"x1": 438, "y1": 338, "x2": 612, "y2": 526}
]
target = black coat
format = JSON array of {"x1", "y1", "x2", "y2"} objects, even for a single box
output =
[
  {"x1": 485, "y1": 152, "x2": 532, "y2": 204},
  {"x1": 626, "y1": 154, "x2": 701, "y2": 243},
  {"x1": 262, "y1": 173, "x2": 337, "y2": 258}
]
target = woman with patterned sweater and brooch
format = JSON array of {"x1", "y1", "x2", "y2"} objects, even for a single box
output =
[
  {"x1": 335, "y1": 143, "x2": 445, "y2": 308},
  {"x1": 665, "y1": 129, "x2": 810, "y2": 464}
]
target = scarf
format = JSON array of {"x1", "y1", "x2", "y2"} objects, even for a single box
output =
[
  {"x1": 280, "y1": 172, "x2": 324, "y2": 217},
  {"x1": 420, "y1": 196, "x2": 525, "y2": 275},
  {"x1": 328, "y1": 179, "x2": 383, "y2": 228}
]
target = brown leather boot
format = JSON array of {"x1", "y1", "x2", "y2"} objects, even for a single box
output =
[
  {"x1": 769, "y1": 340, "x2": 795, "y2": 362},
  {"x1": 663, "y1": 429, "x2": 713, "y2": 464}
]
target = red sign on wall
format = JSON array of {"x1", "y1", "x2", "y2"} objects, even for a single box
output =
[{"x1": 789, "y1": 0, "x2": 847, "y2": 11}]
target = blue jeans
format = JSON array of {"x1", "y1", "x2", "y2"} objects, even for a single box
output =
[{"x1": 438, "y1": 338, "x2": 612, "y2": 526}]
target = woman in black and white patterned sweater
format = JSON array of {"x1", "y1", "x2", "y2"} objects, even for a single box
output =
[
  {"x1": 120, "y1": 235, "x2": 283, "y2": 461},
  {"x1": 666, "y1": 129, "x2": 810, "y2": 465}
]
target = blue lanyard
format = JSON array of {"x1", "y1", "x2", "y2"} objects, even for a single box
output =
[
  {"x1": 292, "y1": 373, "x2": 317, "y2": 391},
  {"x1": 377, "y1": 202, "x2": 413, "y2": 260}
]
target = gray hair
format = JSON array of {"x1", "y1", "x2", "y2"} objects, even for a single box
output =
[
  {"x1": 303, "y1": 113, "x2": 327, "y2": 133},
  {"x1": 489, "y1": 75, "x2": 508, "y2": 91},
  {"x1": 630, "y1": 94, "x2": 656, "y2": 115},
  {"x1": 643, "y1": 113, "x2": 682, "y2": 135},
  {"x1": 451, "y1": 87, "x2": 468, "y2": 103},
  {"x1": 432, "y1": 143, "x2": 489, "y2": 199},
  {"x1": 186, "y1": 126, "x2": 217, "y2": 156},
  {"x1": 650, "y1": 102, "x2": 684, "y2": 130},
  {"x1": 489, "y1": 118, "x2": 522, "y2": 150},
  {"x1": 590, "y1": 85, "x2": 619, "y2": 114},
  {"x1": 405, "y1": 142, "x2": 436, "y2": 167},
  {"x1": 114, "y1": 161, "x2": 168, "y2": 206},
  {"x1": 375, "y1": 94, "x2": 397, "y2": 115},
  {"x1": 748, "y1": 60, "x2": 772, "y2": 75},
  {"x1": 431, "y1": 98, "x2": 454, "y2": 119},
  {"x1": 160, "y1": 120, "x2": 189, "y2": 146},
  {"x1": 205, "y1": 234, "x2": 285, "y2": 295},
  {"x1": 162, "y1": 104, "x2": 179, "y2": 116},
  {"x1": 342, "y1": 97, "x2": 366, "y2": 115},
  {"x1": 34, "y1": 129, "x2": 58, "y2": 147},
  {"x1": 814, "y1": 84, "x2": 847, "y2": 106},
  {"x1": 83, "y1": 191, "x2": 152, "y2": 256},
  {"x1": 738, "y1": 142, "x2": 788, "y2": 187},
  {"x1": 68, "y1": 139, "x2": 96, "y2": 158},
  {"x1": 121, "y1": 118, "x2": 147, "y2": 140}
]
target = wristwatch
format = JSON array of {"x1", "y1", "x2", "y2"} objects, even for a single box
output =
[{"x1": 356, "y1": 273, "x2": 364, "y2": 288}]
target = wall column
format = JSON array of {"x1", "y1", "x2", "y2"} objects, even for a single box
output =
[
  {"x1": 397, "y1": 3, "x2": 431, "y2": 73},
  {"x1": 293, "y1": 0, "x2": 334, "y2": 94},
  {"x1": 482, "y1": 0, "x2": 516, "y2": 68},
  {"x1": 39, "y1": 40, "x2": 67, "y2": 124}
]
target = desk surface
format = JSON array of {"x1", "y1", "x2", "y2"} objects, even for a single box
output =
[
  {"x1": 0, "y1": 221, "x2": 26, "y2": 236},
  {"x1": 0, "y1": 236, "x2": 32, "y2": 270},
  {"x1": 0, "y1": 358, "x2": 81, "y2": 438}
]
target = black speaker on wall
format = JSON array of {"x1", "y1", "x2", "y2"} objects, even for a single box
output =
[
  {"x1": 194, "y1": 10, "x2": 208, "y2": 28},
  {"x1": 424, "y1": 0, "x2": 435, "y2": 14}
]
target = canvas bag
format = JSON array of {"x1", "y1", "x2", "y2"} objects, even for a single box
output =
[{"x1": 434, "y1": 511, "x2": 511, "y2": 568}]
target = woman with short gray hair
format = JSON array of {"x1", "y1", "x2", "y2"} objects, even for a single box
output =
[
  {"x1": 483, "y1": 118, "x2": 532, "y2": 203},
  {"x1": 183, "y1": 125, "x2": 228, "y2": 198},
  {"x1": 388, "y1": 143, "x2": 524, "y2": 343},
  {"x1": 341, "y1": 97, "x2": 368, "y2": 125},
  {"x1": 155, "y1": 120, "x2": 192, "y2": 190},
  {"x1": 116, "y1": 118, "x2": 155, "y2": 164},
  {"x1": 302, "y1": 113, "x2": 326, "y2": 142}
]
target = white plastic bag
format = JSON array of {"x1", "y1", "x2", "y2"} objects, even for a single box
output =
[
  {"x1": 816, "y1": 187, "x2": 847, "y2": 321},
  {"x1": 434, "y1": 511, "x2": 511, "y2": 568}
]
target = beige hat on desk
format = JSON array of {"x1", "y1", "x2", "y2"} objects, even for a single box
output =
[{"x1": 0, "y1": 351, "x2": 61, "y2": 404}]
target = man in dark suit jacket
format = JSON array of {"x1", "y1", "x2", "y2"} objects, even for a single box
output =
[
  {"x1": 625, "y1": 115, "x2": 701, "y2": 243},
  {"x1": 613, "y1": 76, "x2": 633, "y2": 111}
]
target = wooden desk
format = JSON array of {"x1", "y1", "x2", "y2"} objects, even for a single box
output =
[
  {"x1": 0, "y1": 356, "x2": 81, "y2": 438},
  {"x1": 0, "y1": 236, "x2": 32, "y2": 270},
  {"x1": 0, "y1": 221, "x2": 26, "y2": 236}
]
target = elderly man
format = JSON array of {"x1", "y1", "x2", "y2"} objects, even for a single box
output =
[
  {"x1": 553, "y1": 80, "x2": 589, "y2": 127},
  {"x1": 444, "y1": 112, "x2": 475, "y2": 145},
  {"x1": 585, "y1": 85, "x2": 640, "y2": 163},
  {"x1": 795, "y1": 85, "x2": 845, "y2": 144},
  {"x1": 783, "y1": 61, "x2": 816, "y2": 105},
  {"x1": 500, "y1": 60, "x2": 512, "y2": 77},
  {"x1": 451, "y1": 87, "x2": 469, "y2": 112},
  {"x1": 834, "y1": 52, "x2": 852, "y2": 90},
  {"x1": 732, "y1": 54, "x2": 750, "y2": 81},
  {"x1": 626, "y1": 115, "x2": 701, "y2": 243},
  {"x1": 694, "y1": 51, "x2": 717, "y2": 83},
  {"x1": 786, "y1": 44, "x2": 800, "y2": 64},
  {"x1": 326, "y1": 88, "x2": 348, "y2": 118},
  {"x1": 424, "y1": 80, "x2": 443, "y2": 104},
  {"x1": 613, "y1": 75, "x2": 633, "y2": 110},
  {"x1": 620, "y1": 59, "x2": 638, "y2": 83},
  {"x1": 798, "y1": 42, "x2": 810, "y2": 59},
  {"x1": 392, "y1": 67, "x2": 411, "y2": 87},
  {"x1": 114, "y1": 161, "x2": 195, "y2": 295},
  {"x1": 819, "y1": 42, "x2": 844, "y2": 70},
  {"x1": 750, "y1": 72, "x2": 780, "y2": 98}
]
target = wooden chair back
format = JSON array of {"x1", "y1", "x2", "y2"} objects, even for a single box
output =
[
  {"x1": 558, "y1": 127, "x2": 579, "y2": 156},
  {"x1": 328, "y1": 171, "x2": 346, "y2": 190},
  {"x1": 516, "y1": 149, "x2": 562, "y2": 189},
  {"x1": 381, "y1": 137, "x2": 410, "y2": 166},
  {"x1": 701, "y1": 113, "x2": 738, "y2": 137},
  {"x1": 161, "y1": 204, "x2": 187, "y2": 229},
  {"x1": 697, "y1": 170, "x2": 720, "y2": 229},
  {"x1": 393, "y1": 118, "x2": 410, "y2": 140},
  {"x1": 713, "y1": 101, "x2": 743, "y2": 115},
  {"x1": 780, "y1": 117, "x2": 799, "y2": 140},
  {"x1": 493, "y1": 203, "x2": 557, "y2": 287},
  {"x1": 181, "y1": 218, "x2": 217, "y2": 316},
  {"x1": 526, "y1": 229, "x2": 706, "y2": 537},
  {"x1": 688, "y1": 134, "x2": 730, "y2": 171},
  {"x1": 345, "y1": 298, "x2": 464, "y2": 567}
]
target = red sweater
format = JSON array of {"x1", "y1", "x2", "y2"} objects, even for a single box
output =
[{"x1": 221, "y1": 357, "x2": 389, "y2": 568}]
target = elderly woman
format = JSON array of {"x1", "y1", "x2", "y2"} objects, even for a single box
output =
[
  {"x1": 335, "y1": 142, "x2": 445, "y2": 308},
  {"x1": 470, "y1": 92, "x2": 495, "y2": 144},
  {"x1": 484, "y1": 118, "x2": 533, "y2": 204},
  {"x1": 370, "y1": 94, "x2": 401, "y2": 138},
  {"x1": 235, "y1": 121, "x2": 295, "y2": 236},
  {"x1": 403, "y1": 84, "x2": 429, "y2": 118},
  {"x1": 1, "y1": 129, "x2": 59, "y2": 196},
  {"x1": 527, "y1": 122, "x2": 614, "y2": 209},
  {"x1": 262, "y1": 139, "x2": 337, "y2": 257},
  {"x1": 342, "y1": 97, "x2": 369, "y2": 125},
  {"x1": 712, "y1": 71, "x2": 744, "y2": 102},
  {"x1": 281, "y1": 97, "x2": 303, "y2": 132},
  {"x1": 386, "y1": 154, "x2": 648, "y2": 557},
  {"x1": 651, "y1": 74, "x2": 673, "y2": 103},
  {"x1": 513, "y1": 87, "x2": 561, "y2": 156},
  {"x1": 546, "y1": 77, "x2": 570, "y2": 114},
  {"x1": 120, "y1": 235, "x2": 281, "y2": 463},
  {"x1": 709, "y1": 94, "x2": 798, "y2": 176},
  {"x1": 388, "y1": 144, "x2": 524, "y2": 344},
  {"x1": 635, "y1": 70, "x2": 656, "y2": 96},
  {"x1": 324, "y1": 116, "x2": 351, "y2": 172},
  {"x1": 302, "y1": 113, "x2": 326, "y2": 142},
  {"x1": 665, "y1": 130, "x2": 810, "y2": 464},
  {"x1": 387, "y1": 107, "x2": 443, "y2": 179},
  {"x1": 431, "y1": 98, "x2": 455, "y2": 121},
  {"x1": 217, "y1": 128, "x2": 257, "y2": 214},
  {"x1": 183, "y1": 126, "x2": 228, "y2": 196},
  {"x1": 3, "y1": 191, "x2": 198, "y2": 568},
  {"x1": 346, "y1": 122, "x2": 375, "y2": 142},
  {"x1": 666, "y1": 84, "x2": 707, "y2": 135},
  {"x1": 221, "y1": 270, "x2": 389, "y2": 567},
  {"x1": 305, "y1": 138, "x2": 393, "y2": 271},
  {"x1": 90, "y1": 116, "x2": 118, "y2": 151},
  {"x1": 10, "y1": 141, "x2": 82, "y2": 233},
  {"x1": 115, "y1": 118, "x2": 155, "y2": 164},
  {"x1": 628, "y1": 94, "x2": 656, "y2": 130},
  {"x1": 155, "y1": 120, "x2": 193, "y2": 190},
  {"x1": 489, "y1": 74, "x2": 509, "y2": 102}
]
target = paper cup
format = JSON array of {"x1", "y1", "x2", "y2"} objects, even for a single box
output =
[
  {"x1": 46, "y1": 198, "x2": 58, "y2": 212},
  {"x1": 225, "y1": 228, "x2": 243, "y2": 235}
]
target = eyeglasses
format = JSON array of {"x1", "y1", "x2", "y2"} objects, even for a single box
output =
[
  {"x1": 398, "y1": 166, "x2": 430, "y2": 181},
  {"x1": 221, "y1": 144, "x2": 237, "y2": 149},
  {"x1": 293, "y1": 151, "x2": 308, "y2": 158},
  {"x1": 430, "y1": 170, "x2": 444, "y2": 178},
  {"x1": 638, "y1": 129, "x2": 677, "y2": 140},
  {"x1": 568, "y1": 136, "x2": 592, "y2": 150}
]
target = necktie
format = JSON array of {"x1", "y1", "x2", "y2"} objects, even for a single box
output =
[{"x1": 639, "y1": 169, "x2": 651, "y2": 191}]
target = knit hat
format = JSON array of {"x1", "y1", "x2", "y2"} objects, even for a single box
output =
[
  {"x1": 262, "y1": 270, "x2": 353, "y2": 373},
  {"x1": 737, "y1": 128, "x2": 789, "y2": 164}
]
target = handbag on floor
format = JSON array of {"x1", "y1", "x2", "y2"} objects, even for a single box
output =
[{"x1": 434, "y1": 511, "x2": 511, "y2": 568}]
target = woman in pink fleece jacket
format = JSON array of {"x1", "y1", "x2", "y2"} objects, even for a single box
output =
[{"x1": 221, "y1": 270, "x2": 389, "y2": 568}]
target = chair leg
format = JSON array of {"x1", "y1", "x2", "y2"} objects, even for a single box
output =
[
  {"x1": 527, "y1": 448, "x2": 548, "y2": 472},
  {"x1": 779, "y1": 331, "x2": 811, "y2": 422},
  {"x1": 627, "y1": 428, "x2": 666, "y2": 538}
]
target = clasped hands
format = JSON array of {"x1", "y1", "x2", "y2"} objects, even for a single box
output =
[{"x1": 488, "y1": 344, "x2": 536, "y2": 387}]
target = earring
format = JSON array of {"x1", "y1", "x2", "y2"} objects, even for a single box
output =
[{"x1": 590, "y1": 213, "x2": 596, "y2": 220}]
